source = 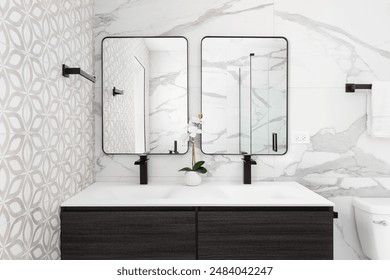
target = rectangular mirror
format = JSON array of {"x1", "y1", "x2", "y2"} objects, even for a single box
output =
[
  {"x1": 102, "y1": 36, "x2": 188, "y2": 154},
  {"x1": 201, "y1": 36, "x2": 288, "y2": 155}
]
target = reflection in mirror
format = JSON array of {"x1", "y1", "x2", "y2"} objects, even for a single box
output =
[
  {"x1": 102, "y1": 37, "x2": 188, "y2": 154},
  {"x1": 133, "y1": 57, "x2": 146, "y2": 153},
  {"x1": 201, "y1": 37, "x2": 288, "y2": 155}
]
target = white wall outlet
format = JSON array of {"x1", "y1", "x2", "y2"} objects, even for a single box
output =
[{"x1": 292, "y1": 131, "x2": 311, "y2": 144}]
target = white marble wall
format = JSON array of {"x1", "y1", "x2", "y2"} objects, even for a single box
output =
[
  {"x1": 0, "y1": 0, "x2": 95, "y2": 259},
  {"x1": 149, "y1": 49, "x2": 187, "y2": 154},
  {"x1": 201, "y1": 40, "x2": 246, "y2": 154},
  {"x1": 94, "y1": 0, "x2": 390, "y2": 259}
]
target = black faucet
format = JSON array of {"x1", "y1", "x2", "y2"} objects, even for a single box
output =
[
  {"x1": 134, "y1": 154, "x2": 149, "y2": 185},
  {"x1": 242, "y1": 154, "x2": 257, "y2": 184},
  {"x1": 169, "y1": 140, "x2": 178, "y2": 154}
]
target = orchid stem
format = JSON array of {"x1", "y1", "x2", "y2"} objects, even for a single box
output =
[{"x1": 192, "y1": 141, "x2": 196, "y2": 168}]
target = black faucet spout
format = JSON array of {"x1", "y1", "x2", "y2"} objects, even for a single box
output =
[
  {"x1": 134, "y1": 155, "x2": 149, "y2": 185},
  {"x1": 169, "y1": 140, "x2": 179, "y2": 154},
  {"x1": 242, "y1": 154, "x2": 257, "y2": 184}
]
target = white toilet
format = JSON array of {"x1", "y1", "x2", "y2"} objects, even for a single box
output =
[{"x1": 353, "y1": 197, "x2": 390, "y2": 260}]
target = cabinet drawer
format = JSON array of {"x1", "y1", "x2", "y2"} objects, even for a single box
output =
[
  {"x1": 198, "y1": 210, "x2": 333, "y2": 260},
  {"x1": 61, "y1": 209, "x2": 196, "y2": 260}
]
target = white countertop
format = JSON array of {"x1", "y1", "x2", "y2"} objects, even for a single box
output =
[{"x1": 61, "y1": 181, "x2": 334, "y2": 207}]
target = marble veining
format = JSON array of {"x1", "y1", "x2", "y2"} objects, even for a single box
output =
[
  {"x1": 202, "y1": 38, "x2": 287, "y2": 154},
  {"x1": 95, "y1": 0, "x2": 273, "y2": 37},
  {"x1": 274, "y1": 0, "x2": 390, "y2": 87},
  {"x1": 94, "y1": 0, "x2": 390, "y2": 259},
  {"x1": 160, "y1": 1, "x2": 274, "y2": 36},
  {"x1": 275, "y1": 11, "x2": 390, "y2": 60}
]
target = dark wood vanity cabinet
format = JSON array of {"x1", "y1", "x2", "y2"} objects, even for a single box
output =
[
  {"x1": 61, "y1": 207, "x2": 334, "y2": 260},
  {"x1": 197, "y1": 208, "x2": 334, "y2": 260},
  {"x1": 61, "y1": 208, "x2": 196, "y2": 260}
]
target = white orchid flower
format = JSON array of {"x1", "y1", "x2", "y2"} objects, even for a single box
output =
[
  {"x1": 182, "y1": 114, "x2": 203, "y2": 144},
  {"x1": 189, "y1": 116, "x2": 202, "y2": 125},
  {"x1": 179, "y1": 113, "x2": 207, "y2": 173},
  {"x1": 188, "y1": 125, "x2": 202, "y2": 138}
]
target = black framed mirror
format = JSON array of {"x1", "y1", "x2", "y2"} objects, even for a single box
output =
[
  {"x1": 201, "y1": 36, "x2": 288, "y2": 155},
  {"x1": 102, "y1": 36, "x2": 189, "y2": 155}
]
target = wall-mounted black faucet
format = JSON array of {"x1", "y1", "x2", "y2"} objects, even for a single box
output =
[
  {"x1": 62, "y1": 64, "x2": 96, "y2": 83},
  {"x1": 134, "y1": 155, "x2": 149, "y2": 184},
  {"x1": 242, "y1": 154, "x2": 257, "y2": 184}
]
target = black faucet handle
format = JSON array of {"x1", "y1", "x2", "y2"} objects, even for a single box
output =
[
  {"x1": 134, "y1": 155, "x2": 149, "y2": 165},
  {"x1": 242, "y1": 154, "x2": 250, "y2": 161},
  {"x1": 242, "y1": 154, "x2": 257, "y2": 164}
]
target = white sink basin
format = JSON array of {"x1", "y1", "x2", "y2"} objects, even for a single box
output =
[
  {"x1": 114, "y1": 187, "x2": 174, "y2": 199},
  {"x1": 219, "y1": 185, "x2": 301, "y2": 200},
  {"x1": 61, "y1": 181, "x2": 334, "y2": 207},
  {"x1": 167, "y1": 187, "x2": 229, "y2": 199}
]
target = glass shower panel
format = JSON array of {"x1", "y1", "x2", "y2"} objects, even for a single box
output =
[
  {"x1": 133, "y1": 57, "x2": 148, "y2": 154},
  {"x1": 239, "y1": 65, "x2": 251, "y2": 154},
  {"x1": 251, "y1": 42, "x2": 287, "y2": 154},
  {"x1": 251, "y1": 54, "x2": 271, "y2": 154},
  {"x1": 267, "y1": 45, "x2": 288, "y2": 154}
]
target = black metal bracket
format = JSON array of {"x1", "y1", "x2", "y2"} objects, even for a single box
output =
[
  {"x1": 62, "y1": 64, "x2": 96, "y2": 83},
  {"x1": 113, "y1": 87, "x2": 124, "y2": 96},
  {"x1": 345, "y1": 83, "x2": 372, "y2": 92},
  {"x1": 333, "y1": 211, "x2": 338, "y2": 219}
]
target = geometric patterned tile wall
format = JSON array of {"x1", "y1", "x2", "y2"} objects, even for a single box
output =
[
  {"x1": 0, "y1": 0, "x2": 95, "y2": 259},
  {"x1": 102, "y1": 38, "x2": 149, "y2": 153}
]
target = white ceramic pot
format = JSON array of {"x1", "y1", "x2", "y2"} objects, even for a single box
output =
[{"x1": 184, "y1": 171, "x2": 202, "y2": 186}]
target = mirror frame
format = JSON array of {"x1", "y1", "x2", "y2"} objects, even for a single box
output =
[
  {"x1": 200, "y1": 36, "x2": 289, "y2": 156},
  {"x1": 101, "y1": 36, "x2": 189, "y2": 155}
]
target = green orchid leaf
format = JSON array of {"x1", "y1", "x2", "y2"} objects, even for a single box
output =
[
  {"x1": 178, "y1": 167, "x2": 193, "y2": 172},
  {"x1": 192, "y1": 161, "x2": 205, "y2": 170},
  {"x1": 196, "y1": 167, "x2": 207, "y2": 174}
]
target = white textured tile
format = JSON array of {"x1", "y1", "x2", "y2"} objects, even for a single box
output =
[{"x1": 0, "y1": 0, "x2": 95, "y2": 259}]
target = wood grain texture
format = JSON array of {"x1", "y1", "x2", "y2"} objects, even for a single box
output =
[
  {"x1": 198, "y1": 210, "x2": 334, "y2": 260},
  {"x1": 61, "y1": 210, "x2": 196, "y2": 260},
  {"x1": 61, "y1": 207, "x2": 334, "y2": 260}
]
